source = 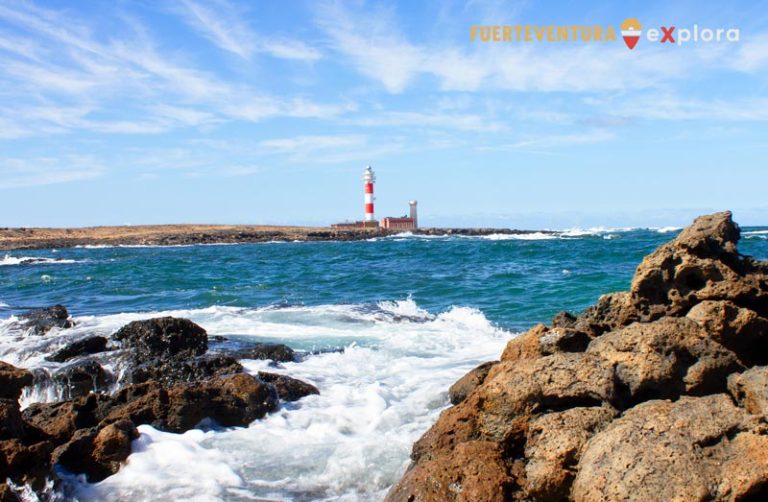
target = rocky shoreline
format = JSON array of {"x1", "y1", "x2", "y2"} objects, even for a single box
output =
[
  {"x1": 386, "y1": 211, "x2": 768, "y2": 501},
  {"x1": 0, "y1": 309, "x2": 319, "y2": 500},
  {"x1": 0, "y1": 225, "x2": 553, "y2": 251}
]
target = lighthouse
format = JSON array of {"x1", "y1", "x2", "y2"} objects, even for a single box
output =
[{"x1": 364, "y1": 165, "x2": 375, "y2": 222}]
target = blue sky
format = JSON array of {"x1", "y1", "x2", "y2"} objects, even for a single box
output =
[{"x1": 1, "y1": 0, "x2": 767, "y2": 229}]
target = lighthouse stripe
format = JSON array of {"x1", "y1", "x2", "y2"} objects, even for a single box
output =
[
  {"x1": 365, "y1": 203, "x2": 374, "y2": 213},
  {"x1": 365, "y1": 194, "x2": 373, "y2": 203},
  {"x1": 364, "y1": 183, "x2": 373, "y2": 194}
]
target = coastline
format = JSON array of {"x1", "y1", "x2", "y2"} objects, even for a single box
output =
[{"x1": 0, "y1": 224, "x2": 555, "y2": 250}]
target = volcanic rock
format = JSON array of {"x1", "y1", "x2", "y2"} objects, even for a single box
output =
[
  {"x1": 228, "y1": 343, "x2": 296, "y2": 363},
  {"x1": 113, "y1": 317, "x2": 207, "y2": 363},
  {"x1": 257, "y1": 372, "x2": 319, "y2": 401},
  {"x1": 52, "y1": 419, "x2": 138, "y2": 482},
  {"x1": 127, "y1": 354, "x2": 243, "y2": 386},
  {"x1": 0, "y1": 363, "x2": 33, "y2": 400},
  {"x1": 448, "y1": 361, "x2": 497, "y2": 405},
  {"x1": 386, "y1": 212, "x2": 768, "y2": 502},
  {"x1": 53, "y1": 359, "x2": 110, "y2": 399},
  {"x1": 46, "y1": 336, "x2": 108, "y2": 363},
  {"x1": 18, "y1": 305, "x2": 74, "y2": 335}
]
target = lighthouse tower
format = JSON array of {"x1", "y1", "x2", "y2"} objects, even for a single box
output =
[{"x1": 363, "y1": 165, "x2": 375, "y2": 222}]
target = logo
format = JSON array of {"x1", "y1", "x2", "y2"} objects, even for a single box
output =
[
  {"x1": 621, "y1": 18, "x2": 641, "y2": 50},
  {"x1": 469, "y1": 19, "x2": 740, "y2": 50}
]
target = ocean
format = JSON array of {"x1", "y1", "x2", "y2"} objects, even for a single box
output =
[{"x1": 1, "y1": 227, "x2": 768, "y2": 501}]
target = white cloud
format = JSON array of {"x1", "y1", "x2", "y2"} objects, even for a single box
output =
[
  {"x1": 479, "y1": 130, "x2": 615, "y2": 152},
  {"x1": 0, "y1": 155, "x2": 104, "y2": 189},
  {"x1": 731, "y1": 34, "x2": 768, "y2": 73},
  {"x1": 174, "y1": 0, "x2": 321, "y2": 61}
]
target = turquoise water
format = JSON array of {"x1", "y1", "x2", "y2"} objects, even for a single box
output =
[
  {"x1": 2, "y1": 228, "x2": 768, "y2": 330},
  {"x1": 2, "y1": 227, "x2": 768, "y2": 501}
]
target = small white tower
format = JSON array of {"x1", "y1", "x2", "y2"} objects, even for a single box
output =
[
  {"x1": 409, "y1": 200, "x2": 418, "y2": 228},
  {"x1": 363, "y1": 166, "x2": 375, "y2": 222}
]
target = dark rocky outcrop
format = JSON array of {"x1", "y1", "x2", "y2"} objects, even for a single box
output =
[
  {"x1": 127, "y1": 354, "x2": 243, "y2": 386},
  {"x1": 113, "y1": 317, "x2": 208, "y2": 363},
  {"x1": 17, "y1": 305, "x2": 74, "y2": 335},
  {"x1": 227, "y1": 342, "x2": 296, "y2": 363},
  {"x1": 387, "y1": 212, "x2": 768, "y2": 502},
  {"x1": 46, "y1": 336, "x2": 108, "y2": 363},
  {"x1": 0, "y1": 313, "x2": 316, "y2": 494},
  {"x1": 53, "y1": 359, "x2": 110, "y2": 399},
  {"x1": 257, "y1": 372, "x2": 319, "y2": 402}
]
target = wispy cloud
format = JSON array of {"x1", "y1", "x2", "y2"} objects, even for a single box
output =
[
  {"x1": 174, "y1": 0, "x2": 321, "y2": 61},
  {"x1": 0, "y1": 0, "x2": 338, "y2": 139},
  {"x1": 479, "y1": 130, "x2": 615, "y2": 153},
  {"x1": 0, "y1": 155, "x2": 104, "y2": 189}
]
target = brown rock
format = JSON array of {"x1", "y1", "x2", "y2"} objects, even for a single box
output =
[
  {"x1": 587, "y1": 317, "x2": 742, "y2": 404},
  {"x1": 571, "y1": 394, "x2": 764, "y2": 502},
  {"x1": 53, "y1": 419, "x2": 138, "y2": 482},
  {"x1": 0, "y1": 362, "x2": 33, "y2": 400},
  {"x1": 523, "y1": 406, "x2": 616, "y2": 500},
  {"x1": 384, "y1": 441, "x2": 514, "y2": 502},
  {"x1": 448, "y1": 362, "x2": 497, "y2": 405},
  {"x1": 573, "y1": 292, "x2": 639, "y2": 338},
  {"x1": 22, "y1": 393, "x2": 108, "y2": 445},
  {"x1": 113, "y1": 317, "x2": 208, "y2": 364},
  {"x1": 257, "y1": 372, "x2": 319, "y2": 402},
  {"x1": 0, "y1": 400, "x2": 26, "y2": 441},
  {"x1": 728, "y1": 366, "x2": 768, "y2": 417},
  {"x1": 630, "y1": 212, "x2": 768, "y2": 320},
  {"x1": 0, "y1": 439, "x2": 54, "y2": 490},
  {"x1": 412, "y1": 353, "x2": 616, "y2": 463},
  {"x1": 500, "y1": 324, "x2": 547, "y2": 362},
  {"x1": 687, "y1": 300, "x2": 768, "y2": 365}
]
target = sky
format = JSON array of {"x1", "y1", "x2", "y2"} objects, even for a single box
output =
[{"x1": 1, "y1": 0, "x2": 767, "y2": 229}]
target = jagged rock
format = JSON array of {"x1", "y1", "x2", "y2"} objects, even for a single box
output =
[
  {"x1": 228, "y1": 343, "x2": 296, "y2": 363},
  {"x1": 46, "y1": 336, "x2": 108, "y2": 363},
  {"x1": 572, "y1": 395, "x2": 768, "y2": 501},
  {"x1": 524, "y1": 405, "x2": 616, "y2": 500},
  {"x1": 100, "y1": 373, "x2": 279, "y2": 433},
  {"x1": 23, "y1": 393, "x2": 110, "y2": 445},
  {"x1": 17, "y1": 305, "x2": 74, "y2": 335},
  {"x1": 388, "y1": 212, "x2": 768, "y2": 501},
  {"x1": 587, "y1": 317, "x2": 742, "y2": 404},
  {"x1": 53, "y1": 419, "x2": 138, "y2": 482},
  {"x1": 128, "y1": 354, "x2": 243, "y2": 385},
  {"x1": 728, "y1": 366, "x2": 768, "y2": 417},
  {"x1": 412, "y1": 353, "x2": 616, "y2": 464},
  {"x1": 384, "y1": 441, "x2": 515, "y2": 502},
  {"x1": 257, "y1": 372, "x2": 319, "y2": 401},
  {"x1": 448, "y1": 361, "x2": 497, "y2": 405},
  {"x1": 0, "y1": 439, "x2": 54, "y2": 491},
  {"x1": 500, "y1": 324, "x2": 548, "y2": 363},
  {"x1": 53, "y1": 359, "x2": 109, "y2": 399},
  {"x1": 630, "y1": 211, "x2": 768, "y2": 320},
  {"x1": 573, "y1": 292, "x2": 638, "y2": 338},
  {"x1": 0, "y1": 363, "x2": 32, "y2": 400},
  {"x1": 113, "y1": 317, "x2": 207, "y2": 364},
  {"x1": 551, "y1": 311, "x2": 577, "y2": 329},
  {"x1": 0, "y1": 400, "x2": 26, "y2": 440},
  {"x1": 687, "y1": 300, "x2": 768, "y2": 365}
]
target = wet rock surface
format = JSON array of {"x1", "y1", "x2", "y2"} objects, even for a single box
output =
[
  {"x1": 387, "y1": 211, "x2": 768, "y2": 502},
  {"x1": 257, "y1": 372, "x2": 319, "y2": 401},
  {"x1": 17, "y1": 305, "x2": 74, "y2": 335},
  {"x1": 46, "y1": 336, "x2": 108, "y2": 363},
  {"x1": 0, "y1": 308, "x2": 318, "y2": 496}
]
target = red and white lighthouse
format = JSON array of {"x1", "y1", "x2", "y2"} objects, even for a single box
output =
[{"x1": 363, "y1": 165, "x2": 375, "y2": 222}]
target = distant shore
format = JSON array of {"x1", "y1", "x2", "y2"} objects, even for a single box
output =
[{"x1": 0, "y1": 224, "x2": 554, "y2": 250}]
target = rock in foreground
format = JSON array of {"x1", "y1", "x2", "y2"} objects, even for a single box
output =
[{"x1": 387, "y1": 212, "x2": 768, "y2": 501}]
